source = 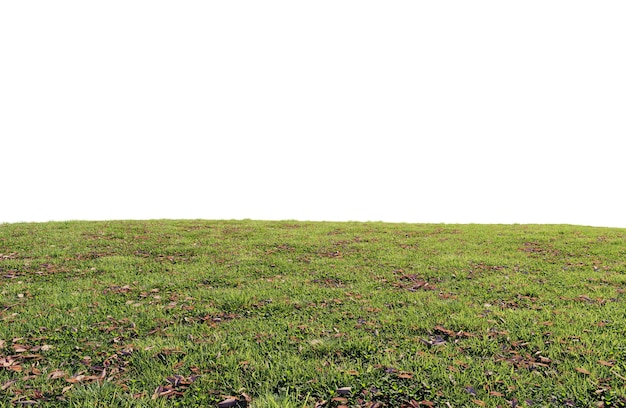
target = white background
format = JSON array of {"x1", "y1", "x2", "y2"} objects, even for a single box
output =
[{"x1": 2, "y1": 1, "x2": 625, "y2": 227}]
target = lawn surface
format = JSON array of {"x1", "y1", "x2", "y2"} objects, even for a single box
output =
[{"x1": 1, "y1": 220, "x2": 625, "y2": 407}]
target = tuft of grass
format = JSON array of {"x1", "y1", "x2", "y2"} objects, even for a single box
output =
[{"x1": 1, "y1": 220, "x2": 626, "y2": 407}]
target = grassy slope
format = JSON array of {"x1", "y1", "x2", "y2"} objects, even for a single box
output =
[{"x1": 1, "y1": 220, "x2": 625, "y2": 407}]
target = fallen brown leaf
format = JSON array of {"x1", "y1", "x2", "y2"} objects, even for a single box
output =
[
  {"x1": 151, "y1": 385, "x2": 180, "y2": 399},
  {"x1": 21, "y1": 354, "x2": 43, "y2": 360},
  {"x1": 13, "y1": 344, "x2": 29, "y2": 353},
  {"x1": 66, "y1": 375, "x2": 85, "y2": 383},
  {"x1": 1, "y1": 380, "x2": 17, "y2": 391},
  {"x1": 217, "y1": 397, "x2": 238, "y2": 407},
  {"x1": 538, "y1": 356, "x2": 552, "y2": 364},
  {"x1": 332, "y1": 397, "x2": 348, "y2": 403},
  {"x1": 12, "y1": 400, "x2": 37, "y2": 405},
  {"x1": 0, "y1": 356, "x2": 16, "y2": 367}
]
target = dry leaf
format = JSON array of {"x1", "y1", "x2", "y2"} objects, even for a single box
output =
[
  {"x1": 151, "y1": 385, "x2": 177, "y2": 400},
  {"x1": 13, "y1": 344, "x2": 29, "y2": 353},
  {"x1": 217, "y1": 397, "x2": 238, "y2": 407},
  {"x1": 1, "y1": 380, "x2": 17, "y2": 391},
  {"x1": 48, "y1": 370, "x2": 66, "y2": 380},
  {"x1": 0, "y1": 356, "x2": 16, "y2": 367},
  {"x1": 538, "y1": 356, "x2": 552, "y2": 364},
  {"x1": 22, "y1": 354, "x2": 43, "y2": 360},
  {"x1": 576, "y1": 367, "x2": 591, "y2": 375}
]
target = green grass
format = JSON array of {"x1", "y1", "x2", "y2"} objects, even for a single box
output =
[{"x1": 1, "y1": 219, "x2": 626, "y2": 407}]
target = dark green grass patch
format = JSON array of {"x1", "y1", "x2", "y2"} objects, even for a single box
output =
[{"x1": 1, "y1": 220, "x2": 626, "y2": 407}]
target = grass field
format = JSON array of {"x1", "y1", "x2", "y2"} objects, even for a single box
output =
[{"x1": 1, "y1": 220, "x2": 625, "y2": 407}]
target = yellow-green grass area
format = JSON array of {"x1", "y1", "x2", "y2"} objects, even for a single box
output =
[{"x1": 1, "y1": 220, "x2": 625, "y2": 407}]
